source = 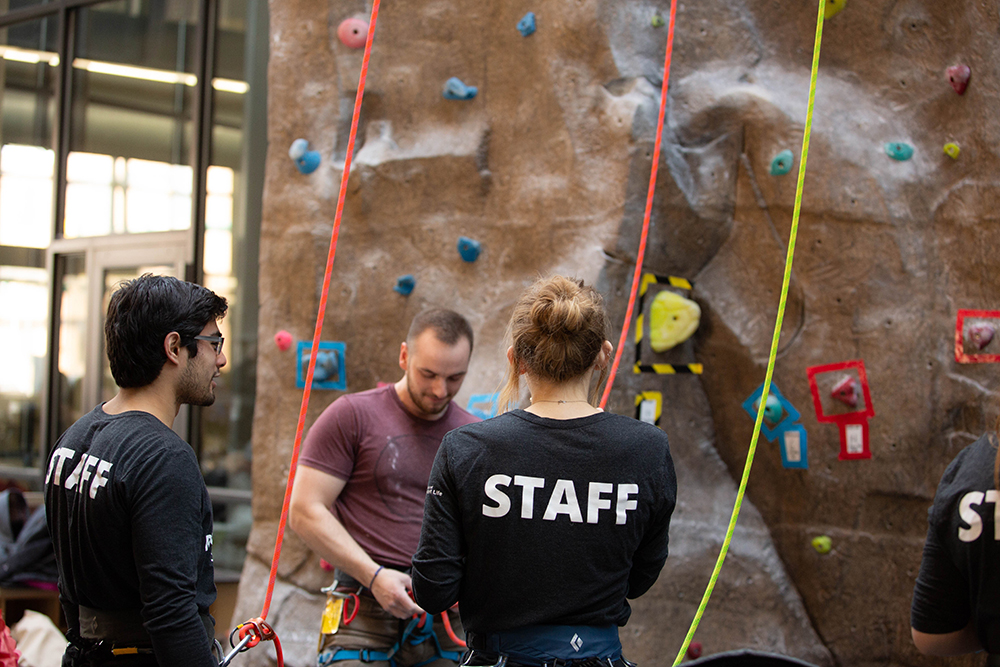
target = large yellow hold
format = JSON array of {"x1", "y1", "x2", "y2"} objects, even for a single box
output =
[{"x1": 650, "y1": 291, "x2": 701, "y2": 352}]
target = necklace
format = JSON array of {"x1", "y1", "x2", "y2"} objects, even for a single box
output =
[{"x1": 530, "y1": 399, "x2": 590, "y2": 404}]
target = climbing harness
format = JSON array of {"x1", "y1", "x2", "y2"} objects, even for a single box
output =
[
  {"x1": 669, "y1": 0, "x2": 829, "y2": 663},
  {"x1": 317, "y1": 612, "x2": 464, "y2": 667}
]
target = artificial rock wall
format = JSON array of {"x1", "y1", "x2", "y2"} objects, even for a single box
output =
[{"x1": 234, "y1": 1, "x2": 1000, "y2": 666}]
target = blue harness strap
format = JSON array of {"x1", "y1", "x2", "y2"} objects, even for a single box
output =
[{"x1": 319, "y1": 613, "x2": 464, "y2": 667}]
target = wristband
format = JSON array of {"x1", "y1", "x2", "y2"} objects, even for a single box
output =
[{"x1": 368, "y1": 565, "x2": 384, "y2": 590}]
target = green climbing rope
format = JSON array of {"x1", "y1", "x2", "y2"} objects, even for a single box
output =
[{"x1": 671, "y1": 1, "x2": 827, "y2": 663}]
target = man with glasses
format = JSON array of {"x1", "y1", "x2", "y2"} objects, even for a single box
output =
[{"x1": 45, "y1": 274, "x2": 227, "y2": 667}]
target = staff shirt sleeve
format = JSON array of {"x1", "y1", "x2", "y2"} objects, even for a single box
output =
[{"x1": 412, "y1": 438, "x2": 465, "y2": 614}]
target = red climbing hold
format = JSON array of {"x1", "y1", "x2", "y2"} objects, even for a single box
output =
[
  {"x1": 337, "y1": 18, "x2": 369, "y2": 49},
  {"x1": 969, "y1": 323, "x2": 995, "y2": 350},
  {"x1": 687, "y1": 642, "x2": 703, "y2": 659},
  {"x1": 946, "y1": 64, "x2": 970, "y2": 95},
  {"x1": 831, "y1": 376, "x2": 858, "y2": 408},
  {"x1": 274, "y1": 330, "x2": 293, "y2": 351}
]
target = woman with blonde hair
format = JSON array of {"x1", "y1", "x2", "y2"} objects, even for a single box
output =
[{"x1": 412, "y1": 275, "x2": 676, "y2": 667}]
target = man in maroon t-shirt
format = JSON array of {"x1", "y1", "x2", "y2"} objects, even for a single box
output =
[{"x1": 290, "y1": 309, "x2": 479, "y2": 667}]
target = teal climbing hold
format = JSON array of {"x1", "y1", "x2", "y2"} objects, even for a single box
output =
[
  {"x1": 443, "y1": 77, "x2": 477, "y2": 100},
  {"x1": 770, "y1": 150, "x2": 794, "y2": 176},
  {"x1": 289, "y1": 138, "x2": 321, "y2": 174},
  {"x1": 753, "y1": 394, "x2": 784, "y2": 425},
  {"x1": 885, "y1": 142, "x2": 914, "y2": 161},
  {"x1": 517, "y1": 12, "x2": 536, "y2": 37},
  {"x1": 394, "y1": 275, "x2": 416, "y2": 296},
  {"x1": 457, "y1": 236, "x2": 481, "y2": 262}
]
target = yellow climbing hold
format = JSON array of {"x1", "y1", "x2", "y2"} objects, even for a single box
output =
[
  {"x1": 811, "y1": 535, "x2": 832, "y2": 554},
  {"x1": 824, "y1": 0, "x2": 846, "y2": 19},
  {"x1": 649, "y1": 291, "x2": 701, "y2": 352},
  {"x1": 943, "y1": 143, "x2": 960, "y2": 159}
]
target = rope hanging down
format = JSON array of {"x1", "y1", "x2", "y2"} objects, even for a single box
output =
[
  {"x1": 671, "y1": 1, "x2": 827, "y2": 663},
  {"x1": 599, "y1": 0, "x2": 678, "y2": 410},
  {"x1": 256, "y1": 0, "x2": 382, "y2": 624}
]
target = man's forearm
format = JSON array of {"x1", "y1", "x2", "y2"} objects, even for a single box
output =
[{"x1": 290, "y1": 504, "x2": 380, "y2": 586}]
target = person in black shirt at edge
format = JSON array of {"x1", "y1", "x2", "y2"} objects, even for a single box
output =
[
  {"x1": 412, "y1": 275, "x2": 677, "y2": 667},
  {"x1": 45, "y1": 274, "x2": 227, "y2": 666},
  {"x1": 911, "y1": 418, "x2": 1000, "y2": 661}
]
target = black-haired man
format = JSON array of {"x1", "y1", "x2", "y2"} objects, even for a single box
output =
[
  {"x1": 290, "y1": 309, "x2": 479, "y2": 667},
  {"x1": 45, "y1": 274, "x2": 227, "y2": 666}
]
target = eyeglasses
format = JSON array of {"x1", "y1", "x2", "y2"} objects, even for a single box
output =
[{"x1": 193, "y1": 335, "x2": 225, "y2": 355}]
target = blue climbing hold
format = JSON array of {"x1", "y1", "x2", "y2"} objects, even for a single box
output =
[
  {"x1": 457, "y1": 236, "x2": 481, "y2": 262},
  {"x1": 394, "y1": 274, "x2": 416, "y2": 296},
  {"x1": 517, "y1": 12, "x2": 536, "y2": 37},
  {"x1": 443, "y1": 77, "x2": 478, "y2": 100},
  {"x1": 296, "y1": 151, "x2": 321, "y2": 174},
  {"x1": 770, "y1": 149, "x2": 794, "y2": 176},
  {"x1": 313, "y1": 350, "x2": 340, "y2": 383},
  {"x1": 754, "y1": 394, "x2": 784, "y2": 425},
  {"x1": 289, "y1": 138, "x2": 321, "y2": 174},
  {"x1": 885, "y1": 142, "x2": 914, "y2": 161}
]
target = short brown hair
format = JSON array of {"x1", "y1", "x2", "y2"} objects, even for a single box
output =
[
  {"x1": 499, "y1": 276, "x2": 609, "y2": 412},
  {"x1": 407, "y1": 309, "x2": 474, "y2": 352}
]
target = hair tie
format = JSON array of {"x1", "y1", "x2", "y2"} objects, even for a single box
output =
[{"x1": 368, "y1": 565, "x2": 384, "y2": 589}]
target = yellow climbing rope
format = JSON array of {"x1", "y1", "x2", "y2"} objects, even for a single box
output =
[{"x1": 671, "y1": 1, "x2": 827, "y2": 663}]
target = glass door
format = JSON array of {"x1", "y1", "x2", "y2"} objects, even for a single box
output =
[{"x1": 48, "y1": 231, "x2": 189, "y2": 443}]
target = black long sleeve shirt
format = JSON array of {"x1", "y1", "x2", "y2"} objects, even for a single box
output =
[
  {"x1": 412, "y1": 410, "x2": 676, "y2": 633},
  {"x1": 45, "y1": 406, "x2": 217, "y2": 667}
]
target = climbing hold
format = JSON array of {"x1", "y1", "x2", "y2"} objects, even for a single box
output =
[
  {"x1": 649, "y1": 291, "x2": 701, "y2": 352},
  {"x1": 289, "y1": 138, "x2": 321, "y2": 174},
  {"x1": 687, "y1": 642, "x2": 703, "y2": 659},
  {"x1": 885, "y1": 142, "x2": 913, "y2": 161},
  {"x1": 943, "y1": 143, "x2": 960, "y2": 159},
  {"x1": 753, "y1": 394, "x2": 784, "y2": 426},
  {"x1": 946, "y1": 64, "x2": 971, "y2": 95},
  {"x1": 443, "y1": 77, "x2": 478, "y2": 100},
  {"x1": 831, "y1": 376, "x2": 858, "y2": 408},
  {"x1": 394, "y1": 274, "x2": 416, "y2": 296},
  {"x1": 457, "y1": 236, "x2": 481, "y2": 262},
  {"x1": 824, "y1": 0, "x2": 846, "y2": 19},
  {"x1": 517, "y1": 12, "x2": 536, "y2": 37},
  {"x1": 313, "y1": 350, "x2": 340, "y2": 383},
  {"x1": 770, "y1": 149, "x2": 794, "y2": 176},
  {"x1": 969, "y1": 323, "x2": 995, "y2": 350},
  {"x1": 651, "y1": 13, "x2": 665, "y2": 28},
  {"x1": 274, "y1": 330, "x2": 293, "y2": 352},
  {"x1": 337, "y1": 18, "x2": 369, "y2": 49},
  {"x1": 811, "y1": 535, "x2": 832, "y2": 554}
]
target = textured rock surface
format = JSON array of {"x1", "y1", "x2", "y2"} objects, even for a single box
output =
[{"x1": 238, "y1": 0, "x2": 1000, "y2": 665}]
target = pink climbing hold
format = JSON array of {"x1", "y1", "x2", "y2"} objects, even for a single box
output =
[
  {"x1": 969, "y1": 323, "x2": 995, "y2": 350},
  {"x1": 337, "y1": 18, "x2": 369, "y2": 49},
  {"x1": 831, "y1": 376, "x2": 858, "y2": 408},
  {"x1": 946, "y1": 64, "x2": 971, "y2": 95},
  {"x1": 274, "y1": 330, "x2": 293, "y2": 351}
]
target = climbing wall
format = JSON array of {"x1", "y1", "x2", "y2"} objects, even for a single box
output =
[{"x1": 236, "y1": 0, "x2": 1000, "y2": 665}]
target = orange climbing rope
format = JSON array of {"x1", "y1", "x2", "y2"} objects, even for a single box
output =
[
  {"x1": 259, "y1": 0, "x2": 382, "y2": 621},
  {"x1": 599, "y1": 0, "x2": 678, "y2": 410},
  {"x1": 226, "y1": 1, "x2": 382, "y2": 663}
]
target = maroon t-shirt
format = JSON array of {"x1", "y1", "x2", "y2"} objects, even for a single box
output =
[{"x1": 300, "y1": 384, "x2": 479, "y2": 568}]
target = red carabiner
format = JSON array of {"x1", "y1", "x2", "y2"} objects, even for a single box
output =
[{"x1": 342, "y1": 593, "x2": 360, "y2": 625}]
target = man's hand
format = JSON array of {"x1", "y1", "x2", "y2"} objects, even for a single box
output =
[{"x1": 371, "y1": 568, "x2": 423, "y2": 619}]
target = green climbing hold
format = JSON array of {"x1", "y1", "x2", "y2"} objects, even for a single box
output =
[
  {"x1": 770, "y1": 149, "x2": 794, "y2": 176},
  {"x1": 885, "y1": 142, "x2": 914, "y2": 161},
  {"x1": 651, "y1": 13, "x2": 665, "y2": 28},
  {"x1": 824, "y1": 0, "x2": 846, "y2": 19},
  {"x1": 943, "y1": 143, "x2": 960, "y2": 160},
  {"x1": 811, "y1": 536, "x2": 832, "y2": 554}
]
